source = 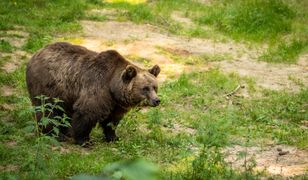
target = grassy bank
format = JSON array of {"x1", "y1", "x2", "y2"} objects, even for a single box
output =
[
  {"x1": 1, "y1": 65, "x2": 307, "y2": 178},
  {"x1": 102, "y1": 0, "x2": 308, "y2": 64}
]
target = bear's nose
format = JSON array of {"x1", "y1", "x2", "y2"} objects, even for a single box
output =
[{"x1": 153, "y1": 98, "x2": 160, "y2": 106}]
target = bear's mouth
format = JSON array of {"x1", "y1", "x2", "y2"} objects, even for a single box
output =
[{"x1": 138, "y1": 99, "x2": 159, "y2": 107}]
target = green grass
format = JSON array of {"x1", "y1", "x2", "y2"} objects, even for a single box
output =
[
  {"x1": 1, "y1": 66, "x2": 307, "y2": 178},
  {"x1": 103, "y1": 0, "x2": 300, "y2": 41},
  {"x1": 1, "y1": 0, "x2": 307, "y2": 63},
  {"x1": 0, "y1": 0, "x2": 91, "y2": 52},
  {"x1": 102, "y1": 0, "x2": 307, "y2": 64},
  {"x1": 259, "y1": 39, "x2": 308, "y2": 63},
  {"x1": 0, "y1": 39, "x2": 14, "y2": 52},
  {"x1": 0, "y1": 0, "x2": 307, "y2": 179},
  {"x1": 197, "y1": 0, "x2": 295, "y2": 40}
]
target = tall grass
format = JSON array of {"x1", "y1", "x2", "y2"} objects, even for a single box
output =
[
  {"x1": 0, "y1": 0, "x2": 88, "y2": 52},
  {"x1": 104, "y1": 0, "x2": 307, "y2": 63},
  {"x1": 197, "y1": 0, "x2": 295, "y2": 41}
]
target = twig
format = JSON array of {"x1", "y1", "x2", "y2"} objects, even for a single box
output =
[
  {"x1": 158, "y1": 15, "x2": 172, "y2": 27},
  {"x1": 224, "y1": 85, "x2": 242, "y2": 98}
]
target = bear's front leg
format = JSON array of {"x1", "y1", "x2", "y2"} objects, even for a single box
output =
[
  {"x1": 71, "y1": 111, "x2": 98, "y2": 146},
  {"x1": 100, "y1": 107, "x2": 127, "y2": 142},
  {"x1": 100, "y1": 117, "x2": 120, "y2": 142}
]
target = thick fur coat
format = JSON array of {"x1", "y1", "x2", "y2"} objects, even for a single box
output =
[{"x1": 26, "y1": 42, "x2": 160, "y2": 145}]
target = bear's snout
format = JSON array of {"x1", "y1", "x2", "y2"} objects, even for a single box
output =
[{"x1": 150, "y1": 98, "x2": 161, "y2": 107}]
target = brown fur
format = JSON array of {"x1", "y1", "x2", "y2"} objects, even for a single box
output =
[{"x1": 26, "y1": 42, "x2": 160, "y2": 145}]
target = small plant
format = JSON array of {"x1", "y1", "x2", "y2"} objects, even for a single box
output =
[
  {"x1": 22, "y1": 34, "x2": 52, "y2": 53},
  {"x1": 72, "y1": 159, "x2": 159, "y2": 180},
  {"x1": 22, "y1": 95, "x2": 70, "y2": 178},
  {"x1": 0, "y1": 39, "x2": 13, "y2": 52},
  {"x1": 259, "y1": 39, "x2": 308, "y2": 64}
]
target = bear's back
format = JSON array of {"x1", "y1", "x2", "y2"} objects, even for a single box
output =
[{"x1": 26, "y1": 42, "x2": 131, "y2": 105}]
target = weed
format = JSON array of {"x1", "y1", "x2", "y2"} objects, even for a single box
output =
[
  {"x1": 21, "y1": 95, "x2": 70, "y2": 178},
  {"x1": 0, "y1": 39, "x2": 14, "y2": 52},
  {"x1": 259, "y1": 39, "x2": 308, "y2": 63},
  {"x1": 72, "y1": 159, "x2": 158, "y2": 180},
  {"x1": 22, "y1": 34, "x2": 52, "y2": 53},
  {"x1": 0, "y1": 56, "x2": 11, "y2": 68}
]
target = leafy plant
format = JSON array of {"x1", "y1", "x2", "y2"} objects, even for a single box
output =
[
  {"x1": 22, "y1": 95, "x2": 70, "y2": 178},
  {"x1": 72, "y1": 159, "x2": 159, "y2": 180}
]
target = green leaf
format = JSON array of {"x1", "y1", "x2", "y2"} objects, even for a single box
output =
[
  {"x1": 23, "y1": 125, "x2": 35, "y2": 133},
  {"x1": 53, "y1": 127, "x2": 59, "y2": 136},
  {"x1": 40, "y1": 117, "x2": 50, "y2": 127}
]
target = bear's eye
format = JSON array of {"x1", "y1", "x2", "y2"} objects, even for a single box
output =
[
  {"x1": 153, "y1": 86, "x2": 157, "y2": 92},
  {"x1": 143, "y1": 86, "x2": 150, "y2": 92}
]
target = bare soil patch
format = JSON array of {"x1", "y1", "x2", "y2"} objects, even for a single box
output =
[
  {"x1": 87, "y1": 9, "x2": 120, "y2": 20},
  {"x1": 162, "y1": 123, "x2": 196, "y2": 135},
  {"x1": 224, "y1": 145, "x2": 308, "y2": 177},
  {"x1": 214, "y1": 54, "x2": 308, "y2": 91},
  {"x1": 0, "y1": 50, "x2": 30, "y2": 73},
  {"x1": 1, "y1": 29, "x2": 29, "y2": 48},
  {"x1": 0, "y1": 85, "x2": 15, "y2": 97},
  {"x1": 0, "y1": 164, "x2": 19, "y2": 172},
  {"x1": 67, "y1": 20, "x2": 307, "y2": 91},
  {"x1": 171, "y1": 11, "x2": 194, "y2": 26}
]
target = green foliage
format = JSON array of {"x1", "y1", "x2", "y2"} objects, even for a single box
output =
[
  {"x1": 0, "y1": 39, "x2": 14, "y2": 52},
  {"x1": 196, "y1": 119, "x2": 230, "y2": 148},
  {"x1": 197, "y1": 0, "x2": 295, "y2": 40},
  {"x1": 103, "y1": 0, "x2": 306, "y2": 63},
  {"x1": 10, "y1": 95, "x2": 70, "y2": 179},
  {"x1": 106, "y1": 2, "x2": 154, "y2": 23},
  {"x1": 1, "y1": 68, "x2": 307, "y2": 179},
  {"x1": 259, "y1": 39, "x2": 308, "y2": 63},
  {"x1": 72, "y1": 159, "x2": 158, "y2": 180},
  {"x1": 0, "y1": 0, "x2": 87, "y2": 52},
  {"x1": 243, "y1": 89, "x2": 308, "y2": 147},
  {"x1": 0, "y1": 58, "x2": 27, "y2": 88},
  {"x1": 22, "y1": 34, "x2": 52, "y2": 53},
  {"x1": 33, "y1": 95, "x2": 71, "y2": 136},
  {"x1": 0, "y1": 1, "x2": 307, "y2": 179}
]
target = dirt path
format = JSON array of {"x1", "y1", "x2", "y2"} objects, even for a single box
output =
[
  {"x1": 66, "y1": 20, "x2": 307, "y2": 91},
  {"x1": 224, "y1": 145, "x2": 308, "y2": 177},
  {"x1": 0, "y1": 28, "x2": 30, "y2": 110}
]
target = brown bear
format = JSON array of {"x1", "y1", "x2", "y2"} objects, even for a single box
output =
[{"x1": 26, "y1": 42, "x2": 160, "y2": 145}]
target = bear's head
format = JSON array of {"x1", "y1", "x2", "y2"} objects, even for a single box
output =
[{"x1": 117, "y1": 64, "x2": 161, "y2": 107}]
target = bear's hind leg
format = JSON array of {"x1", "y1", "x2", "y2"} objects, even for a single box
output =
[{"x1": 71, "y1": 111, "x2": 97, "y2": 146}]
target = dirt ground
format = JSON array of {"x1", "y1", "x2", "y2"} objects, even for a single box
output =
[
  {"x1": 224, "y1": 145, "x2": 308, "y2": 177},
  {"x1": 72, "y1": 20, "x2": 308, "y2": 91}
]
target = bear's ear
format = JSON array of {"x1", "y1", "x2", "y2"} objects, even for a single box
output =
[
  {"x1": 122, "y1": 65, "x2": 137, "y2": 82},
  {"x1": 148, "y1": 65, "x2": 160, "y2": 77}
]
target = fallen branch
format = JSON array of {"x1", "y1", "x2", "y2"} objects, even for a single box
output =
[{"x1": 224, "y1": 85, "x2": 242, "y2": 98}]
